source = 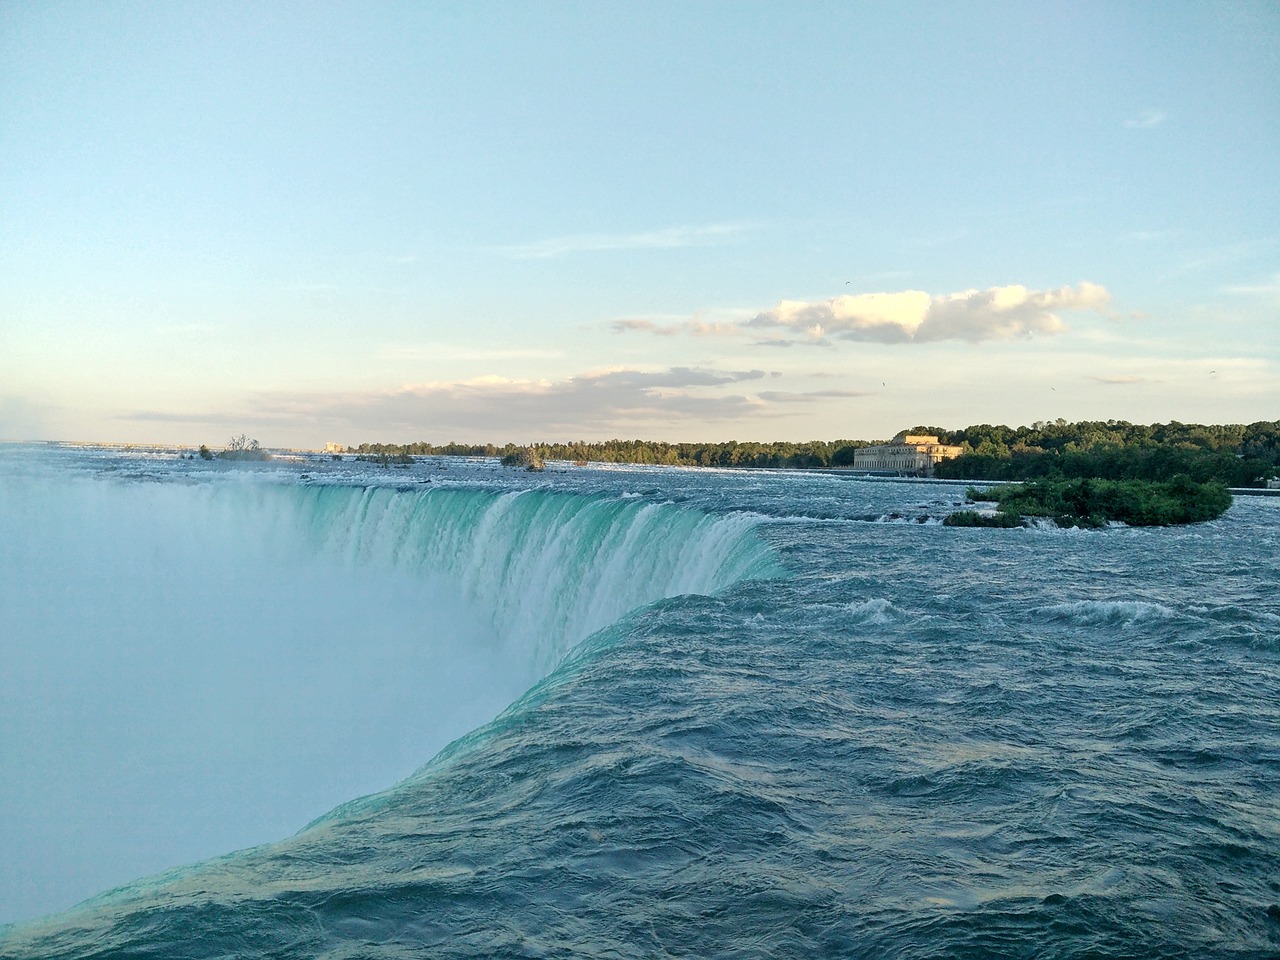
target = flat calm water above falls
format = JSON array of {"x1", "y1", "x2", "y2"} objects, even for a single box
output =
[{"x1": 2, "y1": 446, "x2": 1278, "y2": 959}]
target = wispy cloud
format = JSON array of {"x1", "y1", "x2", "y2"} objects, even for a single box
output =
[
  {"x1": 1120, "y1": 229, "x2": 1181, "y2": 243},
  {"x1": 151, "y1": 323, "x2": 222, "y2": 336},
  {"x1": 1222, "y1": 273, "x2": 1280, "y2": 296},
  {"x1": 377, "y1": 343, "x2": 566, "y2": 362},
  {"x1": 748, "y1": 283, "x2": 1111, "y2": 345},
  {"x1": 750, "y1": 337, "x2": 835, "y2": 349},
  {"x1": 502, "y1": 223, "x2": 749, "y2": 259},
  {"x1": 1174, "y1": 238, "x2": 1276, "y2": 274},
  {"x1": 757, "y1": 389, "x2": 872, "y2": 403},
  {"x1": 283, "y1": 282, "x2": 341, "y2": 293},
  {"x1": 1087, "y1": 375, "x2": 1150, "y2": 385},
  {"x1": 1124, "y1": 110, "x2": 1165, "y2": 129},
  {"x1": 611, "y1": 317, "x2": 741, "y2": 337}
]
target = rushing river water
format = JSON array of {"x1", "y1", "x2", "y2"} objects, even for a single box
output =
[{"x1": 2, "y1": 445, "x2": 1278, "y2": 958}]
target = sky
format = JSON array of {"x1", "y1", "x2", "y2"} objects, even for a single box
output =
[{"x1": 1, "y1": 1, "x2": 1277, "y2": 449}]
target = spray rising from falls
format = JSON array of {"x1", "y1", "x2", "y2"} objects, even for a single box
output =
[
  {"x1": 283, "y1": 483, "x2": 777, "y2": 674},
  {"x1": 0, "y1": 469, "x2": 777, "y2": 924}
]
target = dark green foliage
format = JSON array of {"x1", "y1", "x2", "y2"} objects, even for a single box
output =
[
  {"x1": 965, "y1": 486, "x2": 1000, "y2": 502},
  {"x1": 934, "y1": 419, "x2": 1279, "y2": 487},
  {"x1": 943, "y1": 510, "x2": 1024, "y2": 528},
  {"x1": 968, "y1": 477, "x2": 1232, "y2": 528},
  {"x1": 502, "y1": 447, "x2": 545, "y2": 471},
  {"x1": 218, "y1": 435, "x2": 271, "y2": 461},
  {"x1": 354, "y1": 438, "x2": 866, "y2": 469},
  {"x1": 355, "y1": 451, "x2": 413, "y2": 467}
]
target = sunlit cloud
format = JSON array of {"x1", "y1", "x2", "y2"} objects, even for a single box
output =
[
  {"x1": 1124, "y1": 110, "x2": 1165, "y2": 129},
  {"x1": 503, "y1": 223, "x2": 749, "y2": 259},
  {"x1": 610, "y1": 283, "x2": 1111, "y2": 348},
  {"x1": 749, "y1": 283, "x2": 1111, "y2": 344}
]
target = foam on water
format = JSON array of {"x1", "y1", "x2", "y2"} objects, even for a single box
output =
[{"x1": 1040, "y1": 599, "x2": 1182, "y2": 626}]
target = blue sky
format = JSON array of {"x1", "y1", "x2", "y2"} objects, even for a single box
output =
[{"x1": 2, "y1": 1, "x2": 1276, "y2": 447}]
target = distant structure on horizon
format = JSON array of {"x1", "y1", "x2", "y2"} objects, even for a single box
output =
[
  {"x1": 323, "y1": 442, "x2": 345, "y2": 453},
  {"x1": 852, "y1": 432, "x2": 963, "y2": 477}
]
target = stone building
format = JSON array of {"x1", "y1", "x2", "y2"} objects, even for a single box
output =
[{"x1": 851, "y1": 432, "x2": 963, "y2": 477}]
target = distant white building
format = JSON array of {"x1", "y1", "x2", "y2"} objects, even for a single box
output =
[
  {"x1": 323, "y1": 442, "x2": 345, "y2": 453},
  {"x1": 852, "y1": 432, "x2": 963, "y2": 477}
]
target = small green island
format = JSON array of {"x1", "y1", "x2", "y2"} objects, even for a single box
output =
[
  {"x1": 945, "y1": 476, "x2": 1233, "y2": 529},
  {"x1": 199, "y1": 435, "x2": 273, "y2": 462}
]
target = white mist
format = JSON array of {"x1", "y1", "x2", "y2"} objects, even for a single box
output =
[{"x1": 0, "y1": 473, "x2": 520, "y2": 924}]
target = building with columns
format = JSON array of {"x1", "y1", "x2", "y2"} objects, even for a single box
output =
[{"x1": 851, "y1": 432, "x2": 963, "y2": 477}]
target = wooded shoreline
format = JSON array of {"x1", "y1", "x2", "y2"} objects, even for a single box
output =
[{"x1": 348, "y1": 419, "x2": 1280, "y2": 489}]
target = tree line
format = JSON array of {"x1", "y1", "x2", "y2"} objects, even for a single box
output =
[
  {"x1": 930, "y1": 419, "x2": 1278, "y2": 487},
  {"x1": 349, "y1": 419, "x2": 1280, "y2": 487},
  {"x1": 349, "y1": 438, "x2": 869, "y2": 469}
]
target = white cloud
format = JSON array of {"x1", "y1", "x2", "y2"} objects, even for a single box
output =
[
  {"x1": 749, "y1": 282, "x2": 1111, "y2": 345},
  {"x1": 1124, "y1": 110, "x2": 1165, "y2": 129}
]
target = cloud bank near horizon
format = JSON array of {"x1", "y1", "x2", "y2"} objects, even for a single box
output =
[{"x1": 118, "y1": 367, "x2": 784, "y2": 441}]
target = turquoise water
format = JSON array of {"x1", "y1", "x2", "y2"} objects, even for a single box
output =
[{"x1": 2, "y1": 447, "x2": 1278, "y2": 958}]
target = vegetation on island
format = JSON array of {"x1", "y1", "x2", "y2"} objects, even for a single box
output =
[
  {"x1": 216, "y1": 435, "x2": 272, "y2": 462},
  {"x1": 945, "y1": 476, "x2": 1234, "y2": 528},
  {"x1": 355, "y1": 450, "x2": 414, "y2": 467},
  {"x1": 501, "y1": 447, "x2": 546, "y2": 471},
  {"x1": 944, "y1": 509, "x2": 1026, "y2": 528}
]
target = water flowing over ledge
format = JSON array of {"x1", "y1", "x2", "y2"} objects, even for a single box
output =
[
  {"x1": 0, "y1": 467, "x2": 778, "y2": 926},
  {"x1": 282, "y1": 483, "x2": 779, "y2": 674}
]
